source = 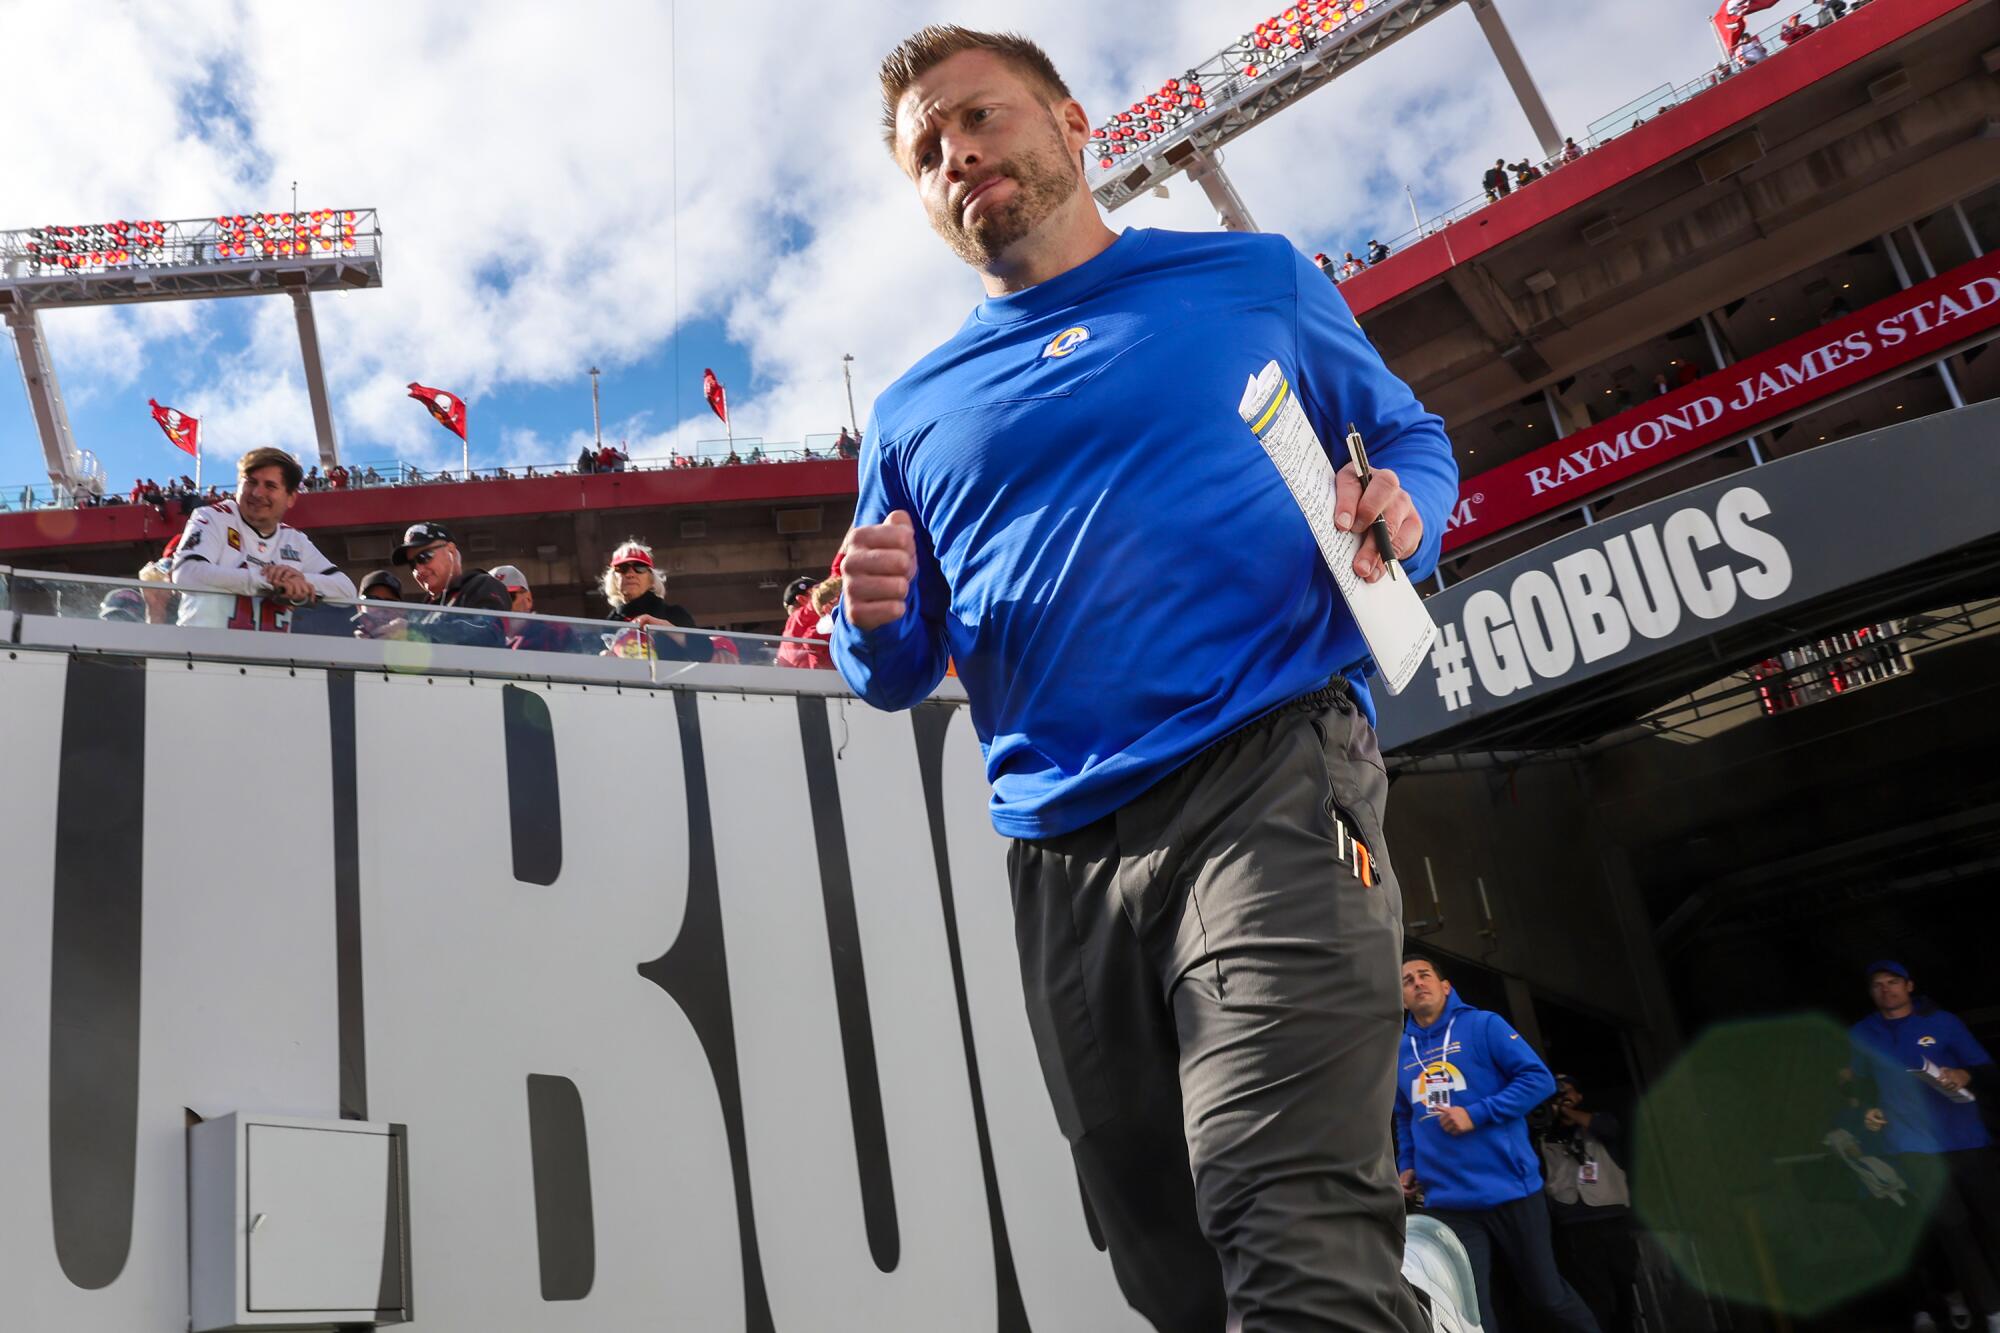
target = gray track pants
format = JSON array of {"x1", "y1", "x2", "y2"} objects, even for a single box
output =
[{"x1": 1008, "y1": 681, "x2": 1429, "y2": 1332}]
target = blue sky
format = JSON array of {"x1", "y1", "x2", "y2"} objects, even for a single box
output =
[{"x1": 0, "y1": 0, "x2": 1726, "y2": 494}]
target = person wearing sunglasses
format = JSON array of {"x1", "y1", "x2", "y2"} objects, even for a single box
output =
[
  {"x1": 600, "y1": 539, "x2": 710, "y2": 662},
  {"x1": 363, "y1": 521, "x2": 510, "y2": 647}
]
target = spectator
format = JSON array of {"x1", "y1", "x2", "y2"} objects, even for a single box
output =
[
  {"x1": 1541, "y1": 1074, "x2": 1647, "y2": 1332},
  {"x1": 577, "y1": 445, "x2": 598, "y2": 475},
  {"x1": 1511, "y1": 160, "x2": 1542, "y2": 188},
  {"x1": 1337, "y1": 251, "x2": 1365, "y2": 280},
  {"x1": 1483, "y1": 159, "x2": 1511, "y2": 202},
  {"x1": 353, "y1": 570, "x2": 405, "y2": 637},
  {"x1": 1737, "y1": 33, "x2": 1768, "y2": 67},
  {"x1": 491, "y1": 563, "x2": 576, "y2": 653},
  {"x1": 1817, "y1": 0, "x2": 1847, "y2": 25},
  {"x1": 725, "y1": 448, "x2": 742, "y2": 466},
  {"x1": 835, "y1": 427, "x2": 861, "y2": 460},
  {"x1": 1559, "y1": 137, "x2": 1584, "y2": 165},
  {"x1": 748, "y1": 445, "x2": 767, "y2": 463},
  {"x1": 170, "y1": 447, "x2": 355, "y2": 629},
  {"x1": 1847, "y1": 960, "x2": 2000, "y2": 1330},
  {"x1": 777, "y1": 572, "x2": 840, "y2": 669},
  {"x1": 601, "y1": 539, "x2": 707, "y2": 662},
  {"x1": 369, "y1": 521, "x2": 510, "y2": 646},
  {"x1": 328, "y1": 463, "x2": 349, "y2": 490},
  {"x1": 363, "y1": 465, "x2": 383, "y2": 487},
  {"x1": 1779, "y1": 12, "x2": 1813, "y2": 44},
  {"x1": 304, "y1": 465, "x2": 322, "y2": 491},
  {"x1": 1652, "y1": 372, "x2": 1670, "y2": 396},
  {"x1": 1396, "y1": 954, "x2": 1600, "y2": 1331},
  {"x1": 1313, "y1": 251, "x2": 1338, "y2": 281},
  {"x1": 1673, "y1": 359, "x2": 1701, "y2": 388},
  {"x1": 1366, "y1": 238, "x2": 1391, "y2": 265}
]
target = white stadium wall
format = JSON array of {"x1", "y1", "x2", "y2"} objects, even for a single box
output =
[{"x1": 0, "y1": 649, "x2": 1155, "y2": 1331}]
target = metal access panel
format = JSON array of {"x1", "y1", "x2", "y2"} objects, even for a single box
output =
[{"x1": 189, "y1": 1113, "x2": 412, "y2": 1331}]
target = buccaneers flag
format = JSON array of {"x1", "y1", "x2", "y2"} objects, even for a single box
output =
[
  {"x1": 702, "y1": 368, "x2": 728, "y2": 424},
  {"x1": 407, "y1": 382, "x2": 468, "y2": 439},
  {"x1": 148, "y1": 398, "x2": 199, "y2": 456},
  {"x1": 1713, "y1": 0, "x2": 1778, "y2": 51}
]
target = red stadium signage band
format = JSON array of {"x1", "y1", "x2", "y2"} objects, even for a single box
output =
[{"x1": 1443, "y1": 248, "x2": 2000, "y2": 552}]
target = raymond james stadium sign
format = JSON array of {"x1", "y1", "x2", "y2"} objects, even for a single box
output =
[
  {"x1": 1376, "y1": 400, "x2": 2000, "y2": 751},
  {"x1": 1442, "y1": 248, "x2": 2000, "y2": 551}
]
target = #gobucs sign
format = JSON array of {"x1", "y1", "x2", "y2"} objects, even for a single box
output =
[
  {"x1": 146, "y1": 399, "x2": 198, "y2": 456},
  {"x1": 408, "y1": 381, "x2": 468, "y2": 439}
]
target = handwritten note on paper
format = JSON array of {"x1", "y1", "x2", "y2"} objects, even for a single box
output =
[{"x1": 1238, "y1": 360, "x2": 1438, "y2": 695}]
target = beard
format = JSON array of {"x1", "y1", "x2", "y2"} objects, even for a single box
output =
[{"x1": 928, "y1": 117, "x2": 1082, "y2": 267}]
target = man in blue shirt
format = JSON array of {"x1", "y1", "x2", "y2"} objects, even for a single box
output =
[
  {"x1": 839, "y1": 24, "x2": 1459, "y2": 1333},
  {"x1": 1847, "y1": 960, "x2": 2000, "y2": 1327},
  {"x1": 1395, "y1": 955, "x2": 1599, "y2": 1332}
]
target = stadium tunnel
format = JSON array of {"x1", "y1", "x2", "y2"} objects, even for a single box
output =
[{"x1": 1373, "y1": 392, "x2": 2000, "y2": 1181}]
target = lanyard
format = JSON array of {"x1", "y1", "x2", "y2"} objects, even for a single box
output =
[{"x1": 1411, "y1": 1018, "x2": 1456, "y2": 1079}]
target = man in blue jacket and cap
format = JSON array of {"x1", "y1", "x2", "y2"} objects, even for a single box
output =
[
  {"x1": 1848, "y1": 959, "x2": 2000, "y2": 1330},
  {"x1": 1396, "y1": 953, "x2": 1599, "y2": 1331}
]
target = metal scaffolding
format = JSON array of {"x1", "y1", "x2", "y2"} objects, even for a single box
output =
[
  {"x1": 1087, "y1": 0, "x2": 1561, "y2": 231},
  {"x1": 0, "y1": 209, "x2": 383, "y2": 495}
]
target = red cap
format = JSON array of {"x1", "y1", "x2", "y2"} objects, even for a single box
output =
[{"x1": 610, "y1": 542, "x2": 654, "y2": 569}]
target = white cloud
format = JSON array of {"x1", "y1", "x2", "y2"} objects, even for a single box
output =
[{"x1": 4, "y1": 0, "x2": 1730, "y2": 479}]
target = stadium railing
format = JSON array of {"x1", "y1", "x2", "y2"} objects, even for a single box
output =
[
  {"x1": 0, "y1": 434, "x2": 860, "y2": 512},
  {"x1": 2, "y1": 568, "x2": 835, "y2": 680}
]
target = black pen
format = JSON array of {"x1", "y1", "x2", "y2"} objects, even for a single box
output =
[{"x1": 1344, "y1": 422, "x2": 1400, "y2": 580}]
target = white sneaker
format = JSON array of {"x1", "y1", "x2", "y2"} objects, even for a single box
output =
[{"x1": 1403, "y1": 1214, "x2": 1484, "y2": 1332}]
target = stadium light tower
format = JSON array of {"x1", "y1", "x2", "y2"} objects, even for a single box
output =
[
  {"x1": 0, "y1": 209, "x2": 383, "y2": 497},
  {"x1": 1087, "y1": 0, "x2": 1560, "y2": 231}
]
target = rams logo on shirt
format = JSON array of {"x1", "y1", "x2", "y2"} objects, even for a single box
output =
[
  {"x1": 1919, "y1": 1035, "x2": 1938, "y2": 1046},
  {"x1": 1042, "y1": 325, "x2": 1090, "y2": 359},
  {"x1": 1412, "y1": 1060, "x2": 1468, "y2": 1109}
]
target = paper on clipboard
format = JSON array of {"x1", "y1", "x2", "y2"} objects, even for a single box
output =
[
  {"x1": 1238, "y1": 360, "x2": 1437, "y2": 695},
  {"x1": 1912, "y1": 1058, "x2": 1978, "y2": 1104}
]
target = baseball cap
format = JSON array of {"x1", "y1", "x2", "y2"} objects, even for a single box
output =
[
  {"x1": 609, "y1": 541, "x2": 654, "y2": 570},
  {"x1": 392, "y1": 521, "x2": 453, "y2": 565},
  {"x1": 490, "y1": 564, "x2": 529, "y2": 592},
  {"x1": 1864, "y1": 959, "x2": 1910, "y2": 980},
  {"x1": 99, "y1": 587, "x2": 146, "y2": 622},
  {"x1": 358, "y1": 570, "x2": 404, "y2": 599}
]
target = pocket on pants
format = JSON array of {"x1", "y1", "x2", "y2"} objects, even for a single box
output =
[{"x1": 1309, "y1": 707, "x2": 1399, "y2": 895}]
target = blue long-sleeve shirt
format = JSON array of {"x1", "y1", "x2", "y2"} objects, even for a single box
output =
[
  {"x1": 832, "y1": 227, "x2": 1458, "y2": 839},
  {"x1": 1395, "y1": 991, "x2": 1556, "y2": 1210},
  {"x1": 1849, "y1": 1005, "x2": 1994, "y2": 1154}
]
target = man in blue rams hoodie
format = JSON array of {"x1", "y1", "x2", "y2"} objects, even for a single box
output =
[{"x1": 1397, "y1": 954, "x2": 1599, "y2": 1332}]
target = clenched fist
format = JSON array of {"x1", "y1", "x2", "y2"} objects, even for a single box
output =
[{"x1": 842, "y1": 510, "x2": 917, "y2": 631}]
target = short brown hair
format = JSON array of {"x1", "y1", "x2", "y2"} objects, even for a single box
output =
[
  {"x1": 237, "y1": 446, "x2": 303, "y2": 493},
  {"x1": 878, "y1": 26, "x2": 1073, "y2": 153}
]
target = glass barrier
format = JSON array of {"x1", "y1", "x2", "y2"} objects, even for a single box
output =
[{"x1": 1, "y1": 570, "x2": 838, "y2": 673}]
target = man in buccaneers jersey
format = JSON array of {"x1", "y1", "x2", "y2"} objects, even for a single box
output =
[{"x1": 170, "y1": 446, "x2": 355, "y2": 629}]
